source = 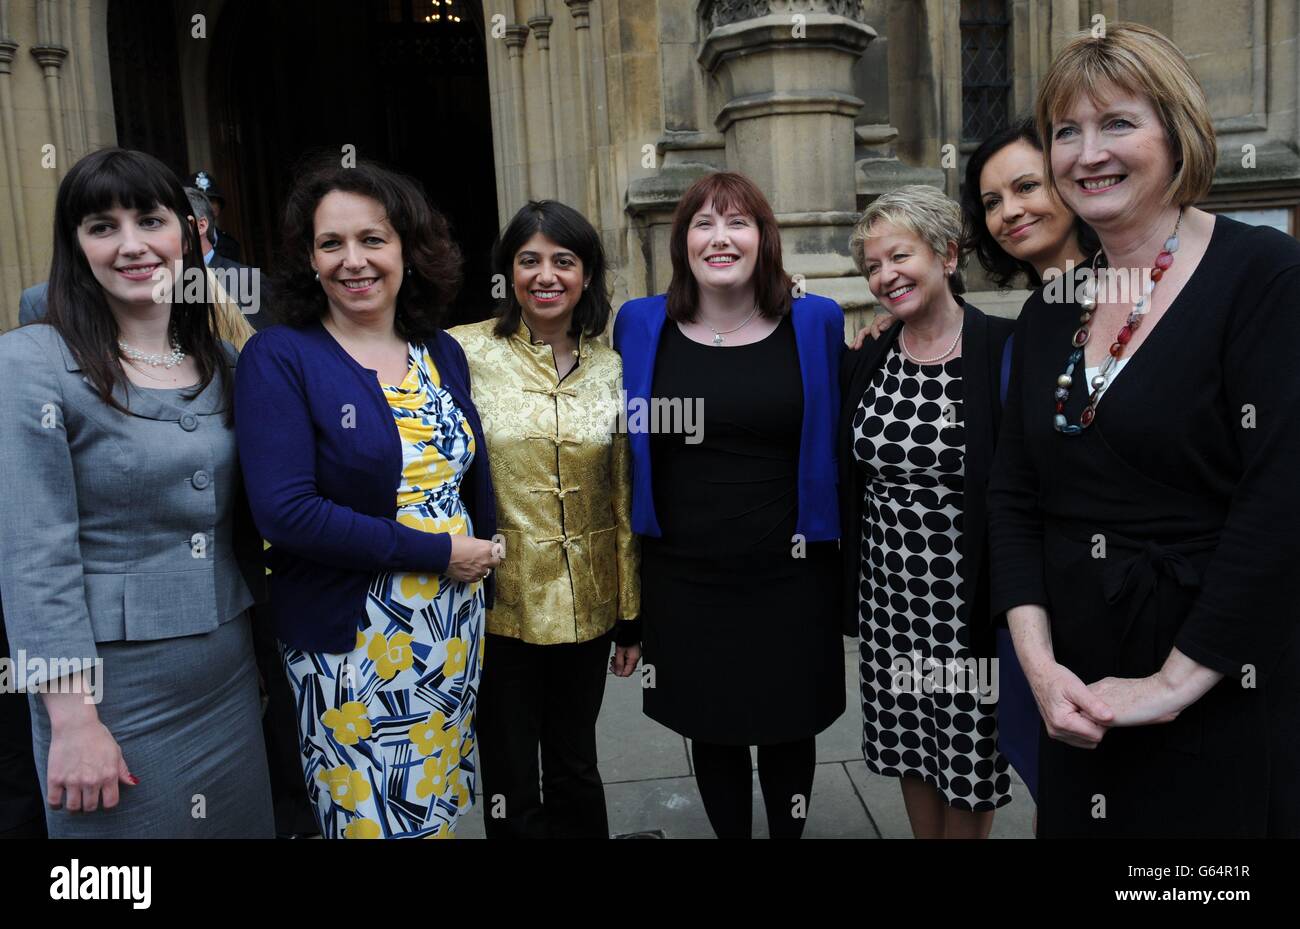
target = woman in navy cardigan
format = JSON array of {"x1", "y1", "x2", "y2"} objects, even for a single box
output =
[
  {"x1": 613, "y1": 172, "x2": 845, "y2": 839},
  {"x1": 235, "y1": 159, "x2": 500, "y2": 839}
]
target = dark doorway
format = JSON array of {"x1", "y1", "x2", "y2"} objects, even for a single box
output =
[
  {"x1": 107, "y1": 0, "x2": 190, "y2": 179},
  {"x1": 207, "y1": 0, "x2": 500, "y2": 324}
]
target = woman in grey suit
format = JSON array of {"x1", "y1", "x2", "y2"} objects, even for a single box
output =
[{"x1": 0, "y1": 148, "x2": 273, "y2": 837}]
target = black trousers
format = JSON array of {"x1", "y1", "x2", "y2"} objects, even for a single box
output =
[
  {"x1": 477, "y1": 631, "x2": 611, "y2": 839},
  {"x1": 250, "y1": 609, "x2": 319, "y2": 837},
  {"x1": 691, "y1": 738, "x2": 816, "y2": 839},
  {"x1": 0, "y1": 608, "x2": 46, "y2": 838}
]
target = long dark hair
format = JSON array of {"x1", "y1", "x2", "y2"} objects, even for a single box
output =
[
  {"x1": 46, "y1": 147, "x2": 230, "y2": 417},
  {"x1": 960, "y1": 117, "x2": 1100, "y2": 289},
  {"x1": 270, "y1": 154, "x2": 462, "y2": 341},
  {"x1": 666, "y1": 171, "x2": 792, "y2": 322},
  {"x1": 492, "y1": 200, "x2": 611, "y2": 339}
]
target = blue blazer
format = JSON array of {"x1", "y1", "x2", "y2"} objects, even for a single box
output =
[
  {"x1": 612, "y1": 293, "x2": 844, "y2": 542},
  {"x1": 234, "y1": 320, "x2": 497, "y2": 653}
]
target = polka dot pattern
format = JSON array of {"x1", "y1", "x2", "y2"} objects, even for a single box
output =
[{"x1": 852, "y1": 346, "x2": 1011, "y2": 812}]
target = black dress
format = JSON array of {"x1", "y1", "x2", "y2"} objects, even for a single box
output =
[
  {"x1": 989, "y1": 215, "x2": 1300, "y2": 837},
  {"x1": 641, "y1": 316, "x2": 844, "y2": 745}
]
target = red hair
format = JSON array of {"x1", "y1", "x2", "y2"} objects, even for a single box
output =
[{"x1": 665, "y1": 171, "x2": 792, "y2": 322}]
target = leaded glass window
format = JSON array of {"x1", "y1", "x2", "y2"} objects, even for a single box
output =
[{"x1": 961, "y1": 0, "x2": 1012, "y2": 143}]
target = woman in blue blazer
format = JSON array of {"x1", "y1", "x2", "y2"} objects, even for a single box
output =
[
  {"x1": 235, "y1": 158, "x2": 500, "y2": 839},
  {"x1": 613, "y1": 171, "x2": 845, "y2": 839}
]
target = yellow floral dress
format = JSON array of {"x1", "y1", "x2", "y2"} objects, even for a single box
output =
[{"x1": 282, "y1": 344, "x2": 484, "y2": 839}]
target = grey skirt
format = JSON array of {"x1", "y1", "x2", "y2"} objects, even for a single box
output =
[{"x1": 28, "y1": 611, "x2": 273, "y2": 838}]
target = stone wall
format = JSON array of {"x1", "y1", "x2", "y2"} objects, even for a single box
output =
[
  {"x1": 0, "y1": 0, "x2": 115, "y2": 327},
  {"x1": 2, "y1": 0, "x2": 1298, "y2": 329}
]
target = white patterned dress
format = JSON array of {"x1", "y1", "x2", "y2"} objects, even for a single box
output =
[
  {"x1": 283, "y1": 344, "x2": 485, "y2": 839},
  {"x1": 851, "y1": 346, "x2": 1012, "y2": 812}
]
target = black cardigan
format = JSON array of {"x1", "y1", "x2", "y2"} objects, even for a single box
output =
[{"x1": 837, "y1": 298, "x2": 1014, "y2": 658}]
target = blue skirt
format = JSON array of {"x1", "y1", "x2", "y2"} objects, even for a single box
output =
[{"x1": 995, "y1": 627, "x2": 1039, "y2": 801}]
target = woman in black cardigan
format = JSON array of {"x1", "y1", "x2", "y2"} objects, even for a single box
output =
[
  {"x1": 990, "y1": 23, "x2": 1299, "y2": 838},
  {"x1": 840, "y1": 186, "x2": 1015, "y2": 838}
]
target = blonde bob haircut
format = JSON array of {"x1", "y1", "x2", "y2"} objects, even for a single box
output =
[
  {"x1": 1035, "y1": 22, "x2": 1216, "y2": 207},
  {"x1": 849, "y1": 184, "x2": 966, "y2": 293}
]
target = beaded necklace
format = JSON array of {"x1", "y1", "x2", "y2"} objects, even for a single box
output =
[{"x1": 1053, "y1": 209, "x2": 1183, "y2": 435}]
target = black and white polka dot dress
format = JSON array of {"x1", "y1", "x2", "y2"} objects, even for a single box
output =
[{"x1": 851, "y1": 345, "x2": 1011, "y2": 812}]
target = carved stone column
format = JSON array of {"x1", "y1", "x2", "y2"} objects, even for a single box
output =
[
  {"x1": 32, "y1": 0, "x2": 68, "y2": 179},
  {"x1": 0, "y1": 1, "x2": 33, "y2": 293},
  {"x1": 698, "y1": 0, "x2": 875, "y2": 309},
  {"x1": 503, "y1": 24, "x2": 531, "y2": 204},
  {"x1": 31, "y1": 43, "x2": 68, "y2": 174},
  {"x1": 564, "y1": 0, "x2": 599, "y2": 216},
  {"x1": 527, "y1": 14, "x2": 558, "y2": 198}
]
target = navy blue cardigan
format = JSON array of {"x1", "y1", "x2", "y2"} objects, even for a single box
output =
[
  {"x1": 613, "y1": 293, "x2": 844, "y2": 542},
  {"x1": 234, "y1": 320, "x2": 497, "y2": 653}
]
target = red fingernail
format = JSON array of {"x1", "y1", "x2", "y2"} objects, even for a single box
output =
[{"x1": 127, "y1": 775, "x2": 140, "y2": 785}]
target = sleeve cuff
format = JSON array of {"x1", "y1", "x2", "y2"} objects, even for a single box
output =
[
  {"x1": 613, "y1": 617, "x2": 642, "y2": 647},
  {"x1": 1172, "y1": 631, "x2": 1253, "y2": 682}
]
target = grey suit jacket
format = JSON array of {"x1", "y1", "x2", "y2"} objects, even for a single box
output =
[
  {"x1": 18, "y1": 282, "x2": 48, "y2": 325},
  {"x1": 0, "y1": 324, "x2": 265, "y2": 684}
]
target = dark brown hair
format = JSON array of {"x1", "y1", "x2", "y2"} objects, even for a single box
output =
[
  {"x1": 666, "y1": 171, "x2": 792, "y2": 322},
  {"x1": 45, "y1": 147, "x2": 230, "y2": 419},
  {"x1": 270, "y1": 155, "x2": 463, "y2": 341},
  {"x1": 961, "y1": 117, "x2": 1100, "y2": 289},
  {"x1": 492, "y1": 200, "x2": 611, "y2": 339}
]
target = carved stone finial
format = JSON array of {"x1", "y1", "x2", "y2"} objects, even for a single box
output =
[
  {"x1": 564, "y1": 0, "x2": 592, "y2": 29},
  {"x1": 527, "y1": 15, "x2": 554, "y2": 50},
  {"x1": 30, "y1": 43, "x2": 68, "y2": 70},
  {"x1": 503, "y1": 23, "x2": 529, "y2": 55}
]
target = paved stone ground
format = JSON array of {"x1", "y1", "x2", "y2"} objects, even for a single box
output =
[{"x1": 458, "y1": 640, "x2": 1035, "y2": 839}]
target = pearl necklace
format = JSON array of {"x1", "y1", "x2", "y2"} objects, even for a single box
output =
[
  {"x1": 899, "y1": 324, "x2": 962, "y2": 364},
  {"x1": 1053, "y1": 209, "x2": 1183, "y2": 434},
  {"x1": 119, "y1": 337, "x2": 186, "y2": 369},
  {"x1": 703, "y1": 304, "x2": 759, "y2": 346}
]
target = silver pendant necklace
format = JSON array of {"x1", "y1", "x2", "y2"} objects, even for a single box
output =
[{"x1": 704, "y1": 304, "x2": 759, "y2": 346}]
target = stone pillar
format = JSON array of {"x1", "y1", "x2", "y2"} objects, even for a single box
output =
[
  {"x1": 503, "y1": 24, "x2": 530, "y2": 204},
  {"x1": 698, "y1": 0, "x2": 875, "y2": 310},
  {"x1": 625, "y1": 133, "x2": 719, "y2": 293},
  {"x1": 852, "y1": 0, "x2": 944, "y2": 211},
  {"x1": 31, "y1": 0, "x2": 67, "y2": 179},
  {"x1": 0, "y1": 3, "x2": 34, "y2": 293},
  {"x1": 527, "y1": 14, "x2": 558, "y2": 198},
  {"x1": 564, "y1": 0, "x2": 599, "y2": 217},
  {"x1": 31, "y1": 43, "x2": 67, "y2": 173}
]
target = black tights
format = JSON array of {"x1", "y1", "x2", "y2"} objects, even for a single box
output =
[{"x1": 690, "y1": 738, "x2": 816, "y2": 839}]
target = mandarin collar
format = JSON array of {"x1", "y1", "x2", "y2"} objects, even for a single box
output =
[{"x1": 508, "y1": 320, "x2": 589, "y2": 361}]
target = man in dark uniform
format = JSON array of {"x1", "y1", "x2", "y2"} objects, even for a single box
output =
[
  {"x1": 184, "y1": 187, "x2": 270, "y2": 332},
  {"x1": 187, "y1": 170, "x2": 243, "y2": 263}
]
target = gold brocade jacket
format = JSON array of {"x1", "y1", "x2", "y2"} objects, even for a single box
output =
[{"x1": 448, "y1": 319, "x2": 639, "y2": 644}]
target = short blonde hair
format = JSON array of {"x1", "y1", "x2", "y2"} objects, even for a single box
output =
[
  {"x1": 1036, "y1": 22, "x2": 1216, "y2": 207},
  {"x1": 849, "y1": 184, "x2": 965, "y2": 286}
]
